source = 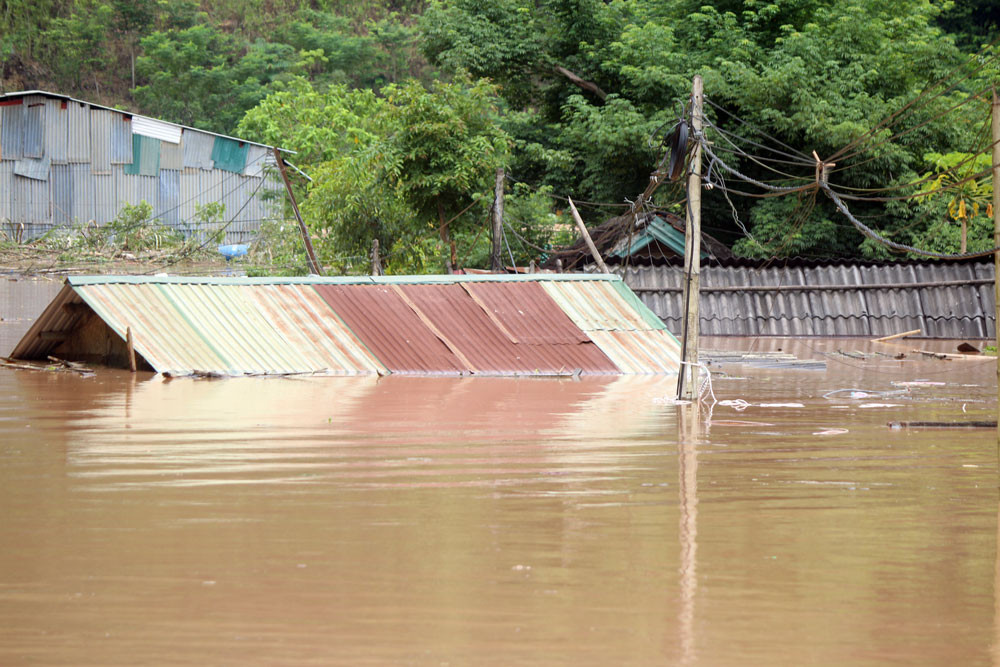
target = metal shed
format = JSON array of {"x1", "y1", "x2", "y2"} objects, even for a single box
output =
[{"x1": 0, "y1": 90, "x2": 282, "y2": 243}]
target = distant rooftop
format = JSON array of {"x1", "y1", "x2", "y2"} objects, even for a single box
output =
[{"x1": 0, "y1": 90, "x2": 289, "y2": 153}]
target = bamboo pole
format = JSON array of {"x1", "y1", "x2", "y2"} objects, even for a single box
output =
[
  {"x1": 871, "y1": 329, "x2": 921, "y2": 343},
  {"x1": 678, "y1": 75, "x2": 704, "y2": 400},
  {"x1": 568, "y1": 197, "x2": 610, "y2": 274}
]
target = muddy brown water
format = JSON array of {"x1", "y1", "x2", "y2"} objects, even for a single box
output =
[{"x1": 3, "y1": 278, "x2": 1000, "y2": 665}]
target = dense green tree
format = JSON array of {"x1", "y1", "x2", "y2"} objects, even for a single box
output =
[
  {"x1": 422, "y1": 0, "x2": 982, "y2": 259},
  {"x1": 3, "y1": 0, "x2": 995, "y2": 264},
  {"x1": 239, "y1": 76, "x2": 515, "y2": 273},
  {"x1": 133, "y1": 24, "x2": 297, "y2": 132}
]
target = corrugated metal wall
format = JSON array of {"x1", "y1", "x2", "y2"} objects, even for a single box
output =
[
  {"x1": 89, "y1": 109, "x2": 112, "y2": 173},
  {"x1": 1, "y1": 102, "x2": 25, "y2": 160},
  {"x1": 620, "y1": 263, "x2": 998, "y2": 339},
  {"x1": 0, "y1": 92, "x2": 279, "y2": 242}
]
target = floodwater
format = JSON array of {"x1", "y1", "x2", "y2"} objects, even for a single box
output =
[{"x1": 3, "y1": 278, "x2": 1000, "y2": 665}]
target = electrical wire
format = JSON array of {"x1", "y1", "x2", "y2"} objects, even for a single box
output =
[{"x1": 829, "y1": 33, "x2": 1000, "y2": 161}]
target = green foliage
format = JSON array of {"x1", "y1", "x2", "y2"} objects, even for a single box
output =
[
  {"x1": 89, "y1": 201, "x2": 183, "y2": 252},
  {"x1": 420, "y1": 0, "x2": 982, "y2": 259},
  {"x1": 133, "y1": 24, "x2": 293, "y2": 133},
  {"x1": 240, "y1": 76, "x2": 513, "y2": 273},
  {"x1": 40, "y1": 1, "x2": 115, "y2": 89},
  {"x1": 4, "y1": 0, "x2": 997, "y2": 267}
]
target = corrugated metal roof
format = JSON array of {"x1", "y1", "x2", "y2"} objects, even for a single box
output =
[
  {"x1": 463, "y1": 282, "x2": 591, "y2": 344},
  {"x1": 541, "y1": 280, "x2": 681, "y2": 374},
  {"x1": 541, "y1": 281, "x2": 653, "y2": 331},
  {"x1": 246, "y1": 285, "x2": 386, "y2": 375},
  {"x1": 314, "y1": 283, "x2": 468, "y2": 374},
  {"x1": 132, "y1": 115, "x2": 182, "y2": 144},
  {"x1": 12, "y1": 275, "x2": 680, "y2": 376},
  {"x1": 587, "y1": 330, "x2": 680, "y2": 374},
  {"x1": 72, "y1": 283, "x2": 380, "y2": 376},
  {"x1": 0, "y1": 91, "x2": 287, "y2": 153},
  {"x1": 621, "y1": 262, "x2": 998, "y2": 338},
  {"x1": 398, "y1": 283, "x2": 618, "y2": 374}
]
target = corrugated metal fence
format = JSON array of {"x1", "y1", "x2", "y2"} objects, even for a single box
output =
[{"x1": 620, "y1": 261, "x2": 997, "y2": 339}]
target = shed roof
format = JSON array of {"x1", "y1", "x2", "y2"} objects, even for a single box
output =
[
  {"x1": 11, "y1": 274, "x2": 681, "y2": 377},
  {"x1": 0, "y1": 90, "x2": 289, "y2": 154}
]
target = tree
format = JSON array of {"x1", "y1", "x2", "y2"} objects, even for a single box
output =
[
  {"x1": 133, "y1": 24, "x2": 295, "y2": 133},
  {"x1": 421, "y1": 0, "x2": 980, "y2": 259},
  {"x1": 239, "y1": 76, "x2": 513, "y2": 273}
]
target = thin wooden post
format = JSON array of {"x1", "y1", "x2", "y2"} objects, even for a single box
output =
[
  {"x1": 678, "y1": 75, "x2": 704, "y2": 400},
  {"x1": 491, "y1": 168, "x2": 505, "y2": 272},
  {"x1": 568, "y1": 197, "x2": 610, "y2": 274},
  {"x1": 991, "y1": 88, "x2": 1000, "y2": 462},
  {"x1": 126, "y1": 326, "x2": 136, "y2": 373},
  {"x1": 370, "y1": 238, "x2": 383, "y2": 276},
  {"x1": 273, "y1": 146, "x2": 323, "y2": 276}
]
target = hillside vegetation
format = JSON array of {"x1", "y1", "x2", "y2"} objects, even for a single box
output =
[{"x1": 2, "y1": 0, "x2": 999, "y2": 273}]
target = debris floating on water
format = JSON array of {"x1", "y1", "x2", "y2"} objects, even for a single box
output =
[{"x1": 888, "y1": 420, "x2": 997, "y2": 429}]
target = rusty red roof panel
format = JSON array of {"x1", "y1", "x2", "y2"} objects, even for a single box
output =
[
  {"x1": 461, "y1": 282, "x2": 590, "y2": 345},
  {"x1": 398, "y1": 283, "x2": 617, "y2": 375},
  {"x1": 313, "y1": 284, "x2": 467, "y2": 374}
]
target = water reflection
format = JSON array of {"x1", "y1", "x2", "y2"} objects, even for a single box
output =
[
  {"x1": 678, "y1": 405, "x2": 699, "y2": 665},
  {"x1": 2, "y1": 342, "x2": 999, "y2": 664}
]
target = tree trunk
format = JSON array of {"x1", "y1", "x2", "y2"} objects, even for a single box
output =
[
  {"x1": 437, "y1": 199, "x2": 455, "y2": 273},
  {"x1": 961, "y1": 218, "x2": 968, "y2": 253}
]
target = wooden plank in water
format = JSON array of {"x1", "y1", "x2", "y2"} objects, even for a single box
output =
[{"x1": 888, "y1": 421, "x2": 997, "y2": 429}]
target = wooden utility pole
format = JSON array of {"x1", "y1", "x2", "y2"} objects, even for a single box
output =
[
  {"x1": 370, "y1": 238, "x2": 383, "y2": 276},
  {"x1": 678, "y1": 75, "x2": 704, "y2": 400},
  {"x1": 991, "y1": 89, "x2": 1000, "y2": 460},
  {"x1": 273, "y1": 147, "x2": 323, "y2": 276},
  {"x1": 568, "y1": 197, "x2": 610, "y2": 274},
  {"x1": 491, "y1": 168, "x2": 505, "y2": 272}
]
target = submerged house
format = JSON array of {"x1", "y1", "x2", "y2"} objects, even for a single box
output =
[
  {"x1": 0, "y1": 90, "x2": 281, "y2": 242},
  {"x1": 11, "y1": 274, "x2": 681, "y2": 377}
]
